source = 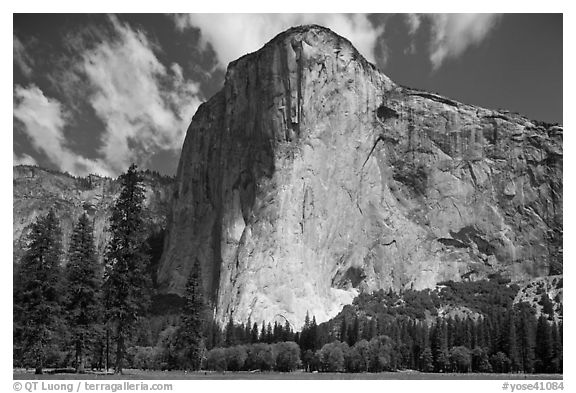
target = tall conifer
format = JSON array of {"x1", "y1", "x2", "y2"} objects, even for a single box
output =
[
  {"x1": 65, "y1": 213, "x2": 101, "y2": 372},
  {"x1": 14, "y1": 210, "x2": 64, "y2": 374},
  {"x1": 102, "y1": 164, "x2": 151, "y2": 374},
  {"x1": 175, "y1": 259, "x2": 206, "y2": 370}
]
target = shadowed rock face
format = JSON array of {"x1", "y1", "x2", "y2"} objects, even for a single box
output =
[
  {"x1": 158, "y1": 25, "x2": 562, "y2": 329},
  {"x1": 13, "y1": 165, "x2": 173, "y2": 266}
]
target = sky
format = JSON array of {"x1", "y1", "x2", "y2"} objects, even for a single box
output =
[{"x1": 13, "y1": 14, "x2": 563, "y2": 177}]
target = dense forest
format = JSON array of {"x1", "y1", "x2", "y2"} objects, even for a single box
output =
[
  {"x1": 192, "y1": 278, "x2": 562, "y2": 374},
  {"x1": 13, "y1": 165, "x2": 562, "y2": 375}
]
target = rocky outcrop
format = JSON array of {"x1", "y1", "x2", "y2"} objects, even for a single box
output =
[
  {"x1": 158, "y1": 25, "x2": 562, "y2": 329},
  {"x1": 13, "y1": 165, "x2": 173, "y2": 266},
  {"x1": 514, "y1": 275, "x2": 563, "y2": 322}
]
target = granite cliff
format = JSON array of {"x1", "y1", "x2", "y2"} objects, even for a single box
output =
[
  {"x1": 158, "y1": 25, "x2": 562, "y2": 329},
  {"x1": 13, "y1": 165, "x2": 173, "y2": 267}
]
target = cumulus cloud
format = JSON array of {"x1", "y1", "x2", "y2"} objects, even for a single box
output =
[
  {"x1": 405, "y1": 14, "x2": 422, "y2": 36},
  {"x1": 173, "y1": 14, "x2": 384, "y2": 68},
  {"x1": 14, "y1": 16, "x2": 204, "y2": 177},
  {"x1": 406, "y1": 13, "x2": 502, "y2": 70},
  {"x1": 79, "y1": 16, "x2": 203, "y2": 175},
  {"x1": 13, "y1": 152, "x2": 37, "y2": 166},
  {"x1": 13, "y1": 85, "x2": 110, "y2": 176},
  {"x1": 14, "y1": 35, "x2": 34, "y2": 77}
]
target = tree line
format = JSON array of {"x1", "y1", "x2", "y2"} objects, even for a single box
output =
[
  {"x1": 122, "y1": 300, "x2": 562, "y2": 374},
  {"x1": 13, "y1": 164, "x2": 563, "y2": 375},
  {"x1": 191, "y1": 276, "x2": 562, "y2": 374},
  {"x1": 194, "y1": 302, "x2": 562, "y2": 374}
]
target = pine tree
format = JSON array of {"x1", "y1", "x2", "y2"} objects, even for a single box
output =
[
  {"x1": 273, "y1": 321, "x2": 281, "y2": 342},
  {"x1": 535, "y1": 315, "x2": 553, "y2": 373},
  {"x1": 206, "y1": 319, "x2": 222, "y2": 349},
  {"x1": 245, "y1": 318, "x2": 252, "y2": 343},
  {"x1": 489, "y1": 309, "x2": 501, "y2": 354},
  {"x1": 260, "y1": 321, "x2": 266, "y2": 343},
  {"x1": 65, "y1": 213, "x2": 101, "y2": 373},
  {"x1": 447, "y1": 317, "x2": 455, "y2": 348},
  {"x1": 419, "y1": 347, "x2": 434, "y2": 372},
  {"x1": 283, "y1": 320, "x2": 293, "y2": 341},
  {"x1": 174, "y1": 259, "x2": 206, "y2": 370},
  {"x1": 14, "y1": 210, "x2": 64, "y2": 374},
  {"x1": 225, "y1": 316, "x2": 235, "y2": 347},
  {"x1": 516, "y1": 303, "x2": 536, "y2": 373},
  {"x1": 431, "y1": 318, "x2": 449, "y2": 372},
  {"x1": 464, "y1": 318, "x2": 474, "y2": 349},
  {"x1": 300, "y1": 312, "x2": 313, "y2": 350},
  {"x1": 266, "y1": 322, "x2": 273, "y2": 344},
  {"x1": 251, "y1": 322, "x2": 259, "y2": 343},
  {"x1": 339, "y1": 318, "x2": 348, "y2": 342},
  {"x1": 422, "y1": 321, "x2": 430, "y2": 349},
  {"x1": 551, "y1": 322, "x2": 562, "y2": 373},
  {"x1": 483, "y1": 317, "x2": 493, "y2": 353},
  {"x1": 236, "y1": 322, "x2": 246, "y2": 344},
  {"x1": 102, "y1": 164, "x2": 152, "y2": 374},
  {"x1": 505, "y1": 310, "x2": 521, "y2": 372},
  {"x1": 310, "y1": 316, "x2": 318, "y2": 350},
  {"x1": 475, "y1": 317, "x2": 485, "y2": 349},
  {"x1": 347, "y1": 316, "x2": 359, "y2": 346}
]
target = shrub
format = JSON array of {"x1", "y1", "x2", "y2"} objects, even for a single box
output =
[
  {"x1": 273, "y1": 341, "x2": 300, "y2": 372},
  {"x1": 318, "y1": 341, "x2": 347, "y2": 372},
  {"x1": 44, "y1": 348, "x2": 71, "y2": 369},
  {"x1": 302, "y1": 349, "x2": 320, "y2": 372},
  {"x1": 344, "y1": 347, "x2": 364, "y2": 372},
  {"x1": 130, "y1": 346, "x2": 160, "y2": 370},
  {"x1": 368, "y1": 335, "x2": 393, "y2": 372},
  {"x1": 449, "y1": 346, "x2": 471, "y2": 373},
  {"x1": 225, "y1": 345, "x2": 247, "y2": 371},
  {"x1": 205, "y1": 348, "x2": 227, "y2": 371},
  {"x1": 490, "y1": 352, "x2": 511, "y2": 373},
  {"x1": 435, "y1": 350, "x2": 450, "y2": 373},
  {"x1": 245, "y1": 343, "x2": 275, "y2": 371},
  {"x1": 353, "y1": 339, "x2": 371, "y2": 372},
  {"x1": 471, "y1": 347, "x2": 492, "y2": 373},
  {"x1": 155, "y1": 326, "x2": 179, "y2": 370}
]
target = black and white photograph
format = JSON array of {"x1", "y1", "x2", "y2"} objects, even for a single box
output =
[{"x1": 10, "y1": 9, "x2": 565, "y2": 387}]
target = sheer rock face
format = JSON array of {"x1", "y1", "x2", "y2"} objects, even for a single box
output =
[
  {"x1": 158, "y1": 25, "x2": 562, "y2": 329},
  {"x1": 13, "y1": 165, "x2": 173, "y2": 265}
]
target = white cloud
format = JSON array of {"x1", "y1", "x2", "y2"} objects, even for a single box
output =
[
  {"x1": 406, "y1": 14, "x2": 502, "y2": 70},
  {"x1": 13, "y1": 152, "x2": 37, "y2": 166},
  {"x1": 14, "y1": 35, "x2": 34, "y2": 77},
  {"x1": 173, "y1": 14, "x2": 384, "y2": 68},
  {"x1": 18, "y1": 16, "x2": 204, "y2": 177},
  {"x1": 80, "y1": 16, "x2": 203, "y2": 175},
  {"x1": 13, "y1": 85, "x2": 111, "y2": 176},
  {"x1": 403, "y1": 14, "x2": 422, "y2": 55},
  {"x1": 405, "y1": 14, "x2": 422, "y2": 36}
]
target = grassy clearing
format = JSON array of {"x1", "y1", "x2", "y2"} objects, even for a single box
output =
[{"x1": 13, "y1": 369, "x2": 563, "y2": 380}]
